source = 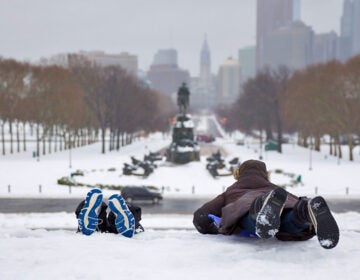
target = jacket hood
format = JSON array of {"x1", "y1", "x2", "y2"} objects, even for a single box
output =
[{"x1": 234, "y1": 159, "x2": 269, "y2": 181}]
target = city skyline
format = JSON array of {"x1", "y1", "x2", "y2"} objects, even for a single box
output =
[{"x1": 0, "y1": 0, "x2": 343, "y2": 76}]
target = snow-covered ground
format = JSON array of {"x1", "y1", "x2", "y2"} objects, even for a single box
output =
[
  {"x1": 0, "y1": 212, "x2": 359, "y2": 279},
  {"x1": 1, "y1": 116, "x2": 360, "y2": 279},
  {"x1": 1, "y1": 132, "x2": 359, "y2": 198}
]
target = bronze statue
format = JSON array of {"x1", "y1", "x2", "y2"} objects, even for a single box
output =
[{"x1": 177, "y1": 82, "x2": 190, "y2": 114}]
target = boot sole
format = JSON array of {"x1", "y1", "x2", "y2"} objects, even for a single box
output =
[
  {"x1": 108, "y1": 194, "x2": 135, "y2": 238},
  {"x1": 255, "y1": 188, "x2": 287, "y2": 239},
  {"x1": 308, "y1": 196, "x2": 339, "y2": 249},
  {"x1": 78, "y1": 189, "x2": 103, "y2": 236}
]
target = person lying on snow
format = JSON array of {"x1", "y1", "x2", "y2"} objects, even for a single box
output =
[
  {"x1": 75, "y1": 189, "x2": 144, "y2": 238},
  {"x1": 193, "y1": 159, "x2": 339, "y2": 249}
]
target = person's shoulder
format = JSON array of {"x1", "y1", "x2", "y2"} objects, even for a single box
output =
[{"x1": 226, "y1": 180, "x2": 241, "y2": 190}]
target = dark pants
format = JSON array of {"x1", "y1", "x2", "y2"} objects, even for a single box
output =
[{"x1": 239, "y1": 209, "x2": 309, "y2": 235}]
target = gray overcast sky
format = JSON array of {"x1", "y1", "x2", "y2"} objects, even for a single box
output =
[{"x1": 0, "y1": 0, "x2": 342, "y2": 76}]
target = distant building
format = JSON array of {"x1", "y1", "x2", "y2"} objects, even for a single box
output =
[
  {"x1": 256, "y1": 0, "x2": 295, "y2": 70},
  {"x1": 313, "y1": 32, "x2": 338, "y2": 64},
  {"x1": 39, "y1": 51, "x2": 139, "y2": 76},
  {"x1": 262, "y1": 21, "x2": 314, "y2": 70},
  {"x1": 190, "y1": 37, "x2": 217, "y2": 111},
  {"x1": 153, "y1": 49, "x2": 178, "y2": 66},
  {"x1": 238, "y1": 46, "x2": 255, "y2": 85},
  {"x1": 293, "y1": 0, "x2": 301, "y2": 21},
  {"x1": 217, "y1": 57, "x2": 241, "y2": 106},
  {"x1": 256, "y1": 0, "x2": 360, "y2": 69},
  {"x1": 352, "y1": 0, "x2": 360, "y2": 56},
  {"x1": 147, "y1": 49, "x2": 190, "y2": 96},
  {"x1": 199, "y1": 37, "x2": 212, "y2": 85},
  {"x1": 339, "y1": 0, "x2": 354, "y2": 61},
  {"x1": 80, "y1": 51, "x2": 138, "y2": 76},
  {"x1": 339, "y1": 0, "x2": 360, "y2": 61}
]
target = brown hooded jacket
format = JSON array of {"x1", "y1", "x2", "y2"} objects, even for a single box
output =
[{"x1": 193, "y1": 160, "x2": 315, "y2": 241}]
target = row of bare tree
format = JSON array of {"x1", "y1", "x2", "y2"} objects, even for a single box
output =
[
  {"x1": 0, "y1": 56, "x2": 175, "y2": 156},
  {"x1": 218, "y1": 55, "x2": 360, "y2": 161}
]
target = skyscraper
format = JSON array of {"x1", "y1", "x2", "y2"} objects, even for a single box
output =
[
  {"x1": 199, "y1": 36, "x2": 211, "y2": 86},
  {"x1": 147, "y1": 49, "x2": 190, "y2": 96},
  {"x1": 190, "y1": 36, "x2": 217, "y2": 111},
  {"x1": 339, "y1": 0, "x2": 360, "y2": 61},
  {"x1": 217, "y1": 57, "x2": 241, "y2": 106},
  {"x1": 352, "y1": 0, "x2": 360, "y2": 55},
  {"x1": 339, "y1": 0, "x2": 354, "y2": 61},
  {"x1": 256, "y1": 0, "x2": 295, "y2": 70},
  {"x1": 341, "y1": 0, "x2": 353, "y2": 37},
  {"x1": 153, "y1": 49, "x2": 178, "y2": 66},
  {"x1": 238, "y1": 46, "x2": 255, "y2": 85},
  {"x1": 313, "y1": 32, "x2": 338, "y2": 64},
  {"x1": 293, "y1": 0, "x2": 301, "y2": 21},
  {"x1": 262, "y1": 21, "x2": 314, "y2": 70}
]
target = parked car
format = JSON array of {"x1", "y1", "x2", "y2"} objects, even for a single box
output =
[
  {"x1": 121, "y1": 186, "x2": 163, "y2": 204},
  {"x1": 196, "y1": 134, "x2": 215, "y2": 143}
]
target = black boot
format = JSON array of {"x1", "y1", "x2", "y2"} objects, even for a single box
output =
[
  {"x1": 308, "y1": 197, "x2": 339, "y2": 249},
  {"x1": 250, "y1": 188, "x2": 288, "y2": 239},
  {"x1": 293, "y1": 196, "x2": 339, "y2": 249},
  {"x1": 108, "y1": 204, "x2": 144, "y2": 234},
  {"x1": 128, "y1": 204, "x2": 145, "y2": 233},
  {"x1": 292, "y1": 197, "x2": 312, "y2": 225}
]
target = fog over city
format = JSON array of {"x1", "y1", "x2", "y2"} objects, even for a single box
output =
[{"x1": 0, "y1": 0, "x2": 342, "y2": 76}]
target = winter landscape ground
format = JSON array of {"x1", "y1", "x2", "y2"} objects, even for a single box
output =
[{"x1": 0, "y1": 116, "x2": 360, "y2": 280}]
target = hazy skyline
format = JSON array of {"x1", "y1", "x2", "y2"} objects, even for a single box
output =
[{"x1": 0, "y1": 0, "x2": 343, "y2": 76}]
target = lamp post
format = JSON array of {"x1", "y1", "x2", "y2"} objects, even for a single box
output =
[
  {"x1": 259, "y1": 130, "x2": 263, "y2": 160},
  {"x1": 69, "y1": 134, "x2": 72, "y2": 169}
]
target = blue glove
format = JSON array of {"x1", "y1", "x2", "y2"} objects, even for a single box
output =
[{"x1": 208, "y1": 214, "x2": 221, "y2": 228}]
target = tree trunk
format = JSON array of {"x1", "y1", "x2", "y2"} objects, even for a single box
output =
[
  {"x1": 16, "y1": 121, "x2": 20, "y2": 153},
  {"x1": 101, "y1": 128, "x2": 106, "y2": 154},
  {"x1": 59, "y1": 130, "x2": 63, "y2": 152},
  {"x1": 109, "y1": 129, "x2": 113, "y2": 151},
  {"x1": 1, "y1": 121, "x2": 5, "y2": 156},
  {"x1": 81, "y1": 129, "x2": 85, "y2": 146},
  {"x1": 276, "y1": 120, "x2": 282, "y2": 153},
  {"x1": 335, "y1": 135, "x2": 342, "y2": 159},
  {"x1": 297, "y1": 132, "x2": 302, "y2": 146},
  {"x1": 87, "y1": 128, "x2": 91, "y2": 145},
  {"x1": 338, "y1": 144, "x2": 342, "y2": 159},
  {"x1": 77, "y1": 131, "x2": 80, "y2": 147},
  {"x1": 314, "y1": 136, "x2": 321, "y2": 152},
  {"x1": 121, "y1": 133, "x2": 125, "y2": 147},
  {"x1": 48, "y1": 126, "x2": 52, "y2": 154},
  {"x1": 68, "y1": 133, "x2": 71, "y2": 150},
  {"x1": 9, "y1": 120, "x2": 13, "y2": 154},
  {"x1": 265, "y1": 126, "x2": 273, "y2": 142},
  {"x1": 54, "y1": 126, "x2": 58, "y2": 153},
  {"x1": 302, "y1": 135, "x2": 308, "y2": 148},
  {"x1": 30, "y1": 123, "x2": 34, "y2": 136},
  {"x1": 42, "y1": 129, "x2": 46, "y2": 156},
  {"x1": 348, "y1": 134, "x2": 354, "y2": 161},
  {"x1": 36, "y1": 123, "x2": 40, "y2": 158},
  {"x1": 116, "y1": 129, "x2": 121, "y2": 151},
  {"x1": 329, "y1": 136, "x2": 333, "y2": 155},
  {"x1": 22, "y1": 121, "x2": 27, "y2": 152}
]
